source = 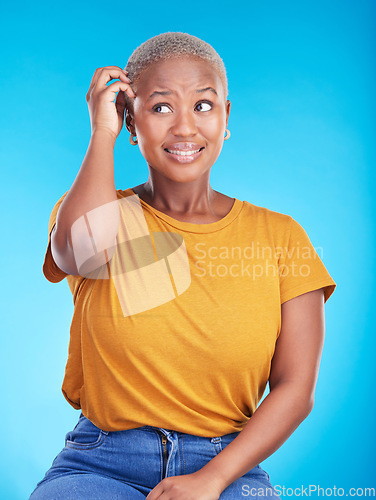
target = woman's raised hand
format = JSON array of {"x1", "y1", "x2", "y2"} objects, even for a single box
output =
[{"x1": 86, "y1": 66, "x2": 136, "y2": 140}]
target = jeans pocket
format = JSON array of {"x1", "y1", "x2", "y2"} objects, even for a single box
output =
[{"x1": 65, "y1": 414, "x2": 109, "y2": 450}]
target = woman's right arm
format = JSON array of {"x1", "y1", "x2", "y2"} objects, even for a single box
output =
[{"x1": 51, "y1": 66, "x2": 135, "y2": 276}]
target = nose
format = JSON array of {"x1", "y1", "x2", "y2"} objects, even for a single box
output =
[{"x1": 170, "y1": 108, "x2": 198, "y2": 137}]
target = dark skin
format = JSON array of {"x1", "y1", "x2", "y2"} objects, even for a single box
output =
[
  {"x1": 49, "y1": 58, "x2": 232, "y2": 276},
  {"x1": 123, "y1": 56, "x2": 233, "y2": 223},
  {"x1": 119, "y1": 57, "x2": 326, "y2": 500},
  {"x1": 52, "y1": 59, "x2": 326, "y2": 499}
]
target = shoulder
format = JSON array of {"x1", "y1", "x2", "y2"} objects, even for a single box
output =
[
  {"x1": 241, "y1": 199, "x2": 293, "y2": 231},
  {"x1": 116, "y1": 188, "x2": 139, "y2": 201}
]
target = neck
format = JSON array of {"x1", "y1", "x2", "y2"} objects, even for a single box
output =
[{"x1": 141, "y1": 169, "x2": 219, "y2": 217}]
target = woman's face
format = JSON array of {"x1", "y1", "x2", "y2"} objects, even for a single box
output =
[{"x1": 127, "y1": 56, "x2": 231, "y2": 184}]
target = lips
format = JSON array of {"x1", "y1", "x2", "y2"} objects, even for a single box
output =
[
  {"x1": 163, "y1": 142, "x2": 205, "y2": 163},
  {"x1": 164, "y1": 142, "x2": 205, "y2": 156}
]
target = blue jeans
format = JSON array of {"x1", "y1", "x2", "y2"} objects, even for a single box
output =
[{"x1": 29, "y1": 412, "x2": 280, "y2": 499}]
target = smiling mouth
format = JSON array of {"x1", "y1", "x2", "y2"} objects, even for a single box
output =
[{"x1": 164, "y1": 147, "x2": 205, "y2": 156}]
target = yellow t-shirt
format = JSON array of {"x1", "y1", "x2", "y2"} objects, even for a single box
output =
[{"x1": 43, "y1": 188, "x2": 336, "y2": 436}]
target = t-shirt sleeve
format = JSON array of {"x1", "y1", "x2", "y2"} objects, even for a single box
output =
[
  {"x1": 42, "y1": 191, "x2": 69, "y2": 283},
  {"x1": 278, "y1": 216, "x2": 337, "y2": 304}
]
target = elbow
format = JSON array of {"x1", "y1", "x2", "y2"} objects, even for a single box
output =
[
  {"x1": 297, "y1": 392, "x2": 315, "y2": 421},
  {"x1": 275, "y1": 380, "x2": 316, "y2": 421},
  {"x1": 70, "y1": 236, "x2": 117, "y2": 277},
  {"x1": 303, "y1": 395, "x2": 315, "y2": 418},
  {"x1": 271, "y1": 377, "x2": 317, "y2": 418},
  {"x1": 51, "y1": 225, "x2": 117, "y2": 277}
]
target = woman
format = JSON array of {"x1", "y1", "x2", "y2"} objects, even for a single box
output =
[{"x1": 30, "y1": 32, "x2": 336, "y2": 499}]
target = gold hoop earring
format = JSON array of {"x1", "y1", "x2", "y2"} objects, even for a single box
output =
[
  {"x1": 129, "y1": 135, "x2": 138, "y2": 145},
  {"x1": 224, "y1": 129, "x2": 231, "y2": 140}
]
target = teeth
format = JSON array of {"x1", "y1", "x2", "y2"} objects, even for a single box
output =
[{"x1": 166, "y1": 148, "x2": 201, "y2": 156}]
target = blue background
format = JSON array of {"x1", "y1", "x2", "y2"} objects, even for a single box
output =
[{"x1": 1, "y1": 0, "x2": 375, "y2": 498}]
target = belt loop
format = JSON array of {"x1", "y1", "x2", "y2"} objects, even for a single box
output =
[{"x1": 210, "y1": 437, "x2": 222, "y2": 444}]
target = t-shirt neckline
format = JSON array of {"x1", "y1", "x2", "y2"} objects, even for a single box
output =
[{"x1": 123, "y1": 188, "x2": 244, "y2": 234}]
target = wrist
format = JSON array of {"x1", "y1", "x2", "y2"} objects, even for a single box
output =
[
  {"x1": 194, "y1": 462, "x2": 228, "y2": 494},
  {"x1": 91, "y1": 127, "x2": 117, "y2": 147}
]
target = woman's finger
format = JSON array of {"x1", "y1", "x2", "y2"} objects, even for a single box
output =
[
  {"x1": 86, "y1": 66, "x2": 129, "y2": 98},
  {"x1": 101, "y1": 80, "x2": 136, "y2": 101},
  {"x1": 95, "y1": 68, "x2": 131, "y2": 92},
  {"x1": 85, "y1": 66, "x2": 133, "y2": 139},
  {"x1": 115, "y1": 87, "x2": 126, "y2": 115},
  {"x1": 86, "y1": 67, "x2": 103, "y2": 100}
]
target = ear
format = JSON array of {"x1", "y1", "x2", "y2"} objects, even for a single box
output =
[
  {"x1": 124, "y1": 107, "x2": 136, "y2": 136},
  {"x1": 225, "y1": 100, "x2": 231, "y2": 128}
]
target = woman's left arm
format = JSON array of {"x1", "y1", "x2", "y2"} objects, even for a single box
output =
[
  {"x1": 146, "y1": 288, "x2": 326, "y2": 499},
  {"x1": 198, "y1": 287, "x2": 326, "y2": 492}
]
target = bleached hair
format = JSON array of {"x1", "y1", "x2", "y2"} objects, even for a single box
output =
[{"x1": 124, "y1": 32, "x2": 228, "y2": 111}]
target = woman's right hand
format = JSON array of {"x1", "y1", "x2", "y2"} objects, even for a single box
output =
[{"x1": 86, "y1": 66, "x2": 136, "y2": 140}]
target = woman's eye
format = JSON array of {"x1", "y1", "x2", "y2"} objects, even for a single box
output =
[
  {"x1": 152, "y1": 101, "x2": 212, "y2": 113},
  {"x1": 195, "y1": 101, "x2": 213, "y2": 112},
  {"x1": 153, "y1": 104, "x2": 171, "y2": 113}
]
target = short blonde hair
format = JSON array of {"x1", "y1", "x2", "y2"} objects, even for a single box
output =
[{"x1": 124, "y1": 32, "x2": 228, "y2": 111}]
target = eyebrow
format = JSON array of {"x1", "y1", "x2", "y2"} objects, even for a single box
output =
[{"x1": 146, "y1": 87, "x2": 218, "y2": 101}]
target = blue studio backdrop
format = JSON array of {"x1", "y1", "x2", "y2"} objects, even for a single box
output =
[{"x1": 0, "y1": 0, "x2": 375, "y2": 498}]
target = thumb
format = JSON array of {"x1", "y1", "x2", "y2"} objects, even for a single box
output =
[{"x1": 115, "y1": 89, "x2": 126, "y2": 117}]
